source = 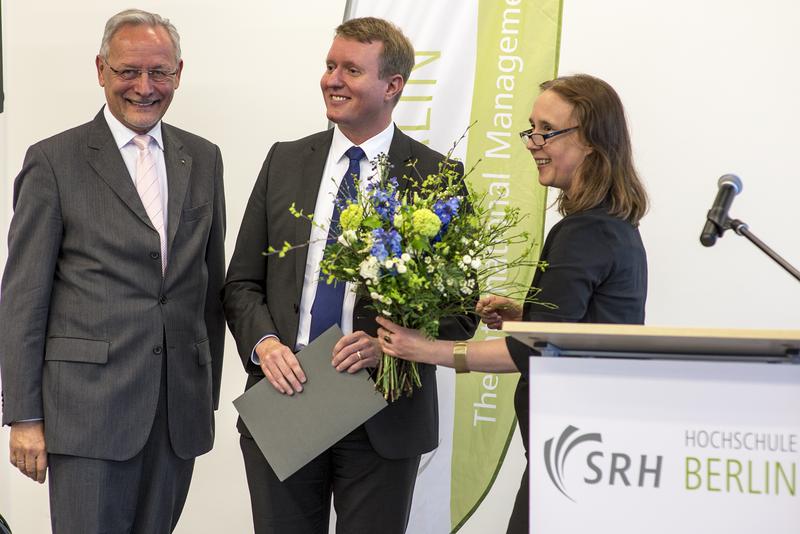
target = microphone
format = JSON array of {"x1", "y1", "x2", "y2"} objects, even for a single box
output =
[{"x1": 700, "y1": 174, "x2": 743, "y2": 247}]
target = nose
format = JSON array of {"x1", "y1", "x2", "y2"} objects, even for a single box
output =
[
  {"x1": 323, "y1": 67, "x2": 343, "y2": 88},
  {"x1": 133, "y1": 72, "x2": 155, "y2": 95}
]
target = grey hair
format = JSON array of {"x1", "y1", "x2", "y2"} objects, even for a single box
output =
[{"x1": 99, "y1": 9, "x2": 181, "y2": 62}]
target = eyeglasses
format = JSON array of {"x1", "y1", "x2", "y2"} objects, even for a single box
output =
[
  {"x1": 518, "y1": 126, "x2": 579, "y2": 147},
  {"x1": 103, "y1": 60, "x2": 178, "y2": 83}
]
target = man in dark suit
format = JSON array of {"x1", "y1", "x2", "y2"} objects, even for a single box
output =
[
  {"x1": 0, "y1": 9, "x2": 225, "y2": 533},
  {"x1": 223, "y1": 16, "x2": 477, "y2": 534}
]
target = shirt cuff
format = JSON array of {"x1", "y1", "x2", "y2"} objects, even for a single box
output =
[{"x1": 252, "y1": 334, "x2": 279, "y2": 365}]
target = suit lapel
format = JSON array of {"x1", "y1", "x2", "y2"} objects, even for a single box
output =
[
  {"x1": 162, "y1": 124, "x2": 192, "y2": 261},
  {"x1": 295, "y1": 129, "x2": 334, "y2": 289},
  {"x1": 387, "y1": 126, "x2": 415, "y2": 193},
  {"x1": 87, "y1": 111, "x2": 155, "y2": 231}
]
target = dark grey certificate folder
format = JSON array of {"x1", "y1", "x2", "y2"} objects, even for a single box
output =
[{"x1": 233, "y1": 325, "x2": 388, "y2": 481}]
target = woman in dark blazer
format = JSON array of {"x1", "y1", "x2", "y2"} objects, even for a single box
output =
[{"x1": 376, "y1": 73, "x2": 649, "y2": 534}]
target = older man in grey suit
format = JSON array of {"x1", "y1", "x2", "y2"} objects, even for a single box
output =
[{"x1": 0, "y1": 9, "x2": 225, "y2": 533}]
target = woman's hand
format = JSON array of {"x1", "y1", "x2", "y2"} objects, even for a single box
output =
[
  {"x1": 476, "y1": 295, "x2": 523, "y2": 329},
  {"x1": 375, "y1": 317, "x2": 437, "y2": 364}
]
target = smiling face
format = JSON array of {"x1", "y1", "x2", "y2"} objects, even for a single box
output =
[
  {"x1": 96, "y1": 24, "x2": 182, "y2": 134},
  {"x1": 320, "y1": 36, "x2": 403, "y2": 145},
  {"x1": 527, "y1": 89, "x2": 592, "y2": 197}
]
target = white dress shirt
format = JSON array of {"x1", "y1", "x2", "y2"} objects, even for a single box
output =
[{"x1": 103, "y1": 106, "x2": 169, "y2": 220}]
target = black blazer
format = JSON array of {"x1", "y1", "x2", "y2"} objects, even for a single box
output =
[
  {"x1": 223, "y1": 126, "x2": 478, "y2": 459},
  {"x1": 506, "y1": 204, "x2": 648, "y2": 453}
]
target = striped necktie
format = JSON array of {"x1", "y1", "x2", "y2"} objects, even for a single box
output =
[{"x1": 132, "y1": 134, "x2": 167, "y2": 273}]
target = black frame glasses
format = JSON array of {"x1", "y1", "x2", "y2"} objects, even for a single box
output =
[
  {"x1": 103, "y1": 60, "x2": 178, "y2": 83},
  {"x1": 518, "y1": 126, "x2": 579, "y2": 147}
]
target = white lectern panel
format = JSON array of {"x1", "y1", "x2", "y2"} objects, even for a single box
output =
[{"x1": 529, "y1": 357, "x2": 800, "y2": 534}]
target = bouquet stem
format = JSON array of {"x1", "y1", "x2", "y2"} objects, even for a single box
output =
[{"x1": 375, "y1": 354, "x2": 421, "y2": 402}]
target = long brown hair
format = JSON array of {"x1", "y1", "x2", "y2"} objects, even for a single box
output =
[{"x1": 540, "y1": 74, "x2": 648, "y2": 225}]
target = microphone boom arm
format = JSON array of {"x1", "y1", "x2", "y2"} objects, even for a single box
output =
[{"x1": 727, "y1": 218, "x2": 800, "y2": 283}]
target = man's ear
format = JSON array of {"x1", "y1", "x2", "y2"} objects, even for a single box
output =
[
  {"x1": 385, "y1": 74, "x2": 405, "y2": 102},
  {"x1": 96, "y1": 55, "x2": 106, "y2": 87},
  {"x1": 172, "y1": 59, "x2": 184, "y2": 90}
]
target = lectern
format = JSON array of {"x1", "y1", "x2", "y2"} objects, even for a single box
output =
[{"x1": 504, "y1": 322, "x2": 800, "y2": 534}]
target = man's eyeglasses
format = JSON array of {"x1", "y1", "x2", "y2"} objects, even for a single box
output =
[
  {"x1": 518, "y1": 126, "x2": 579, "y2": 147},
  {"x1": 103, "y1": 60, "x2": 178, "y2": 83}
]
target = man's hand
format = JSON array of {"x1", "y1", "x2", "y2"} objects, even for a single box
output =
[
  {"x1": 255, "y1": 337, "x2": 306, "y2": 395},
  {"x1": 332, "y1": 331, "x2": 381, "y2": 373},
  {"x1": 475, "y1": 295, "x2": 523, "y2": 330},
  {"x1": 9, "y1": 420, "x2": 47, "y2": 483}
]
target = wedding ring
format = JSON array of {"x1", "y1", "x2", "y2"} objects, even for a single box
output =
[
  {"x1": 356, "y1": 350, "x2": 363, "y2": 361},
  {"x1": 383, "y1": 335, "x2": 391, "y2": 344}
]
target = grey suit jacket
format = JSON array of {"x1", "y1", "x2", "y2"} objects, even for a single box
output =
[
  {"x1": 0, "y1": 110, "x2": 226, "y2": 461},
  {"x1": 223, "y1": 126, "x2": 477, "y2": 459}
]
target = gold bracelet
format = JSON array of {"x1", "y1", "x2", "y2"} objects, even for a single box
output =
[{"x1": 453, "y1": 341, "x2": 469, "y2": 374}]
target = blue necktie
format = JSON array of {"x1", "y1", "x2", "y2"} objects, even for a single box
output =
[{"x1": 308, "y1": 146, "x2": 365, "y2": 342}]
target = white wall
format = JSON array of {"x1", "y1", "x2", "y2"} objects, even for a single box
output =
[{"x1": 1, "y1": 1, "x2": 799, "y2": 533}]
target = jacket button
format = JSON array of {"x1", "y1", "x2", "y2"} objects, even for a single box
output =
[
  {"x1": 159, "y1": 295, "x2": 168, "y2": 304},
  {"x1": 150, "y1": 251, "x2": 160, "y2": 260},
  {"x1": 153, "y1": 345, "x2": 163, "y2": 355}
]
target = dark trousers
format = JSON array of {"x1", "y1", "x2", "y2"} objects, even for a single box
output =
[
  {"x1": 506, "y1": 464, "x2": 528, "y2": 534},
  {"x1": 48, "y1": 350, "x2": 194, "y2": 534},
  {"x1": 241, "y1": 425, "x2": 421, "y2": 534}
]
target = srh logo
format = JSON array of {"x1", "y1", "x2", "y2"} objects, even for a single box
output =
[
  {"x1": 543, "y1": 425, "x2": 663, "y2": 502},
  {"x1": 543, "y1": 425, "x2": 602, "y2": 502}
]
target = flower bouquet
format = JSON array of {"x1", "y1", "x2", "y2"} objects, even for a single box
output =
[
  {"x1": 307, "y1": 146, "x2": 547, "y2": 401},
  {"x1": 271, "y1": 132, "x2": 548, "y2": 401}
]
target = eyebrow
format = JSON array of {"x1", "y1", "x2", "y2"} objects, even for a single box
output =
[{"x1": 531, "y1": 119, "x2": 555, "y2": 129}]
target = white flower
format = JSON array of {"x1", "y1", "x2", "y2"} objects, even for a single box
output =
[
  {"x1": 359, "y1": 257, "x2": 380, "y2": 282},
  {"x1": 384, "y1": 259, "x2": 395, "y2": 269},
  {"x1": 401, "y1": 253, "x2": 411, "y2": 262},
  {"x1": 370, "y1": 291, "x2": 380, "y2": 300},
  {"x1": 337, "y1": 230, "x2": 357, "y2": 246},
  {"x1": 397, "y1": 263, "x2": 407, "y2": 274},
  {"x1": 393, "y1": 213, "x2": 404, "y2": 229},
  {"x1": 470, "y1": 258, "x2": 481, "y2": 269},
  {"x1": 382, "y1": 309, "x2": 392, "y2": 316},
  {"x1": 462, "y1": 255, "x2": 472, "y2": 265}
]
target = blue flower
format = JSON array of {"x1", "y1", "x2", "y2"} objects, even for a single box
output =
[
  {"x1": 432, "y1": 197, "x2": 461, "y2": 241},
  {"x1": 368, "y1": 177, "x2": 401, "y2": 222},
  {"x1": 371, "y1": 228, "x2": 402, "y2": 262}
]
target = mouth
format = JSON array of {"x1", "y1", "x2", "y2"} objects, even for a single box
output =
[
  {"x1": 535, "y1": 158, "x2": 551, "y2": 167},
  {"x1": 126, "y1": 99, "x2": 159, "y2": 108},
  {"x1": 329, "y1": 94, "x2": 350, "y2": 103}
]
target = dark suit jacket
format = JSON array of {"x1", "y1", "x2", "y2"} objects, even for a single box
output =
[
  {"x1": 0, "y1": 110, "x2": 226, "y2": 461},
  {"x1": 223, "y1": 126, "x2": 477, "y2": 459},
  {"x1": 506, "y1": 204, "x2": 648, "y2": 453}
]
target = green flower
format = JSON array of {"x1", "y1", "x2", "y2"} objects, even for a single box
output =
[
  {"x1": 340, "y1": 204, "x2": 364, "y2": 231},
  {"x1": 412, "y1": 208, "x2": 441, "y2": 238}
]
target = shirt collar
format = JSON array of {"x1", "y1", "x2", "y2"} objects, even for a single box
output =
[
  {"x1": 103, "y1": 105, "x2": 164, "y2": 150},
  {"x1": 330, "y1": 122, "x2": 395, "y2": 165}
]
